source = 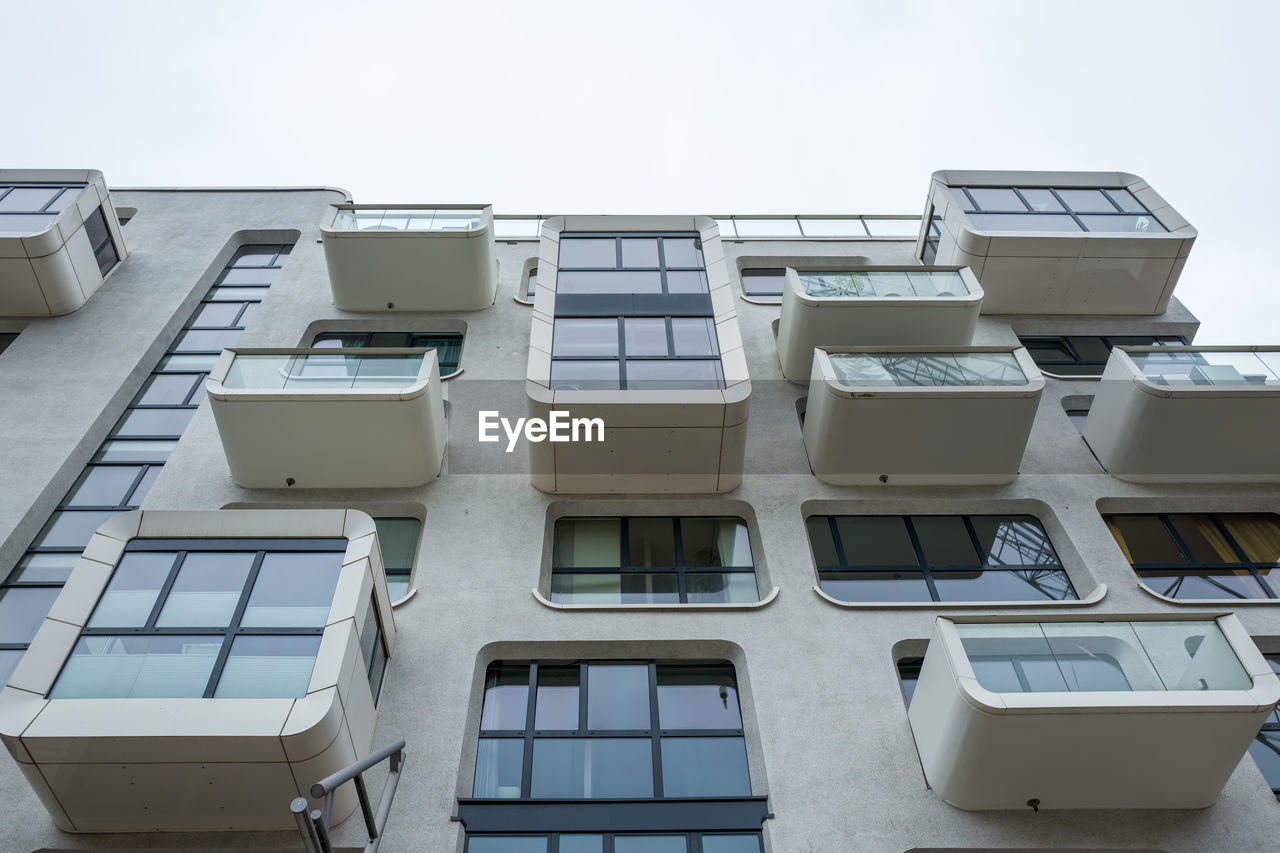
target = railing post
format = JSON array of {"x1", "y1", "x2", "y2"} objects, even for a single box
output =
[{"x1": 292, "y1": 797, "x2": 321, "y2": 853}]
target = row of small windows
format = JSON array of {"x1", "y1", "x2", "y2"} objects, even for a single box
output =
[
  {"x1": 311, "y1": 331, "x2": 464, "y2": 378},
  {"x1": 0, "y1": 183, "x2": 85, "y2": 236},
  {"x1": 466, "y1": 835, "x2": 761, "y2": 853},
  {"x1": 951, "y1": 185, "x2": 1165, "y2": 233}
]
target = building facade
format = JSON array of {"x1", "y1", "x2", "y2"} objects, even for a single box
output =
[{"x1": 0, "y1": 172, "x2": 1278, "y2": 852}]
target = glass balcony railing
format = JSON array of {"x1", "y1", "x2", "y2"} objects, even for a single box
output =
[
  {"x1": 827, "y1": 352, "x2": 1028, "y2": 387},
  {"x1": 954, "y1": 620, "x2": 1253, "y2": 694},
  {"x1": 1125, "y1": 348, "x2": 1280, "y2": 387},
  {"x1": 221, "y1": 351, "x2": 427, "y2": 390},
  {"x1": 330, "y1": 208, "x2": 485, "y2": 232},
  {"x1": 798, "y1": 270, "x2": 968, "y2": 299}
]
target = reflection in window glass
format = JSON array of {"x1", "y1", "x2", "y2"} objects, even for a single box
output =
[{"x1": 809, "y1": 515, "x2": 1077, "y2": 603}]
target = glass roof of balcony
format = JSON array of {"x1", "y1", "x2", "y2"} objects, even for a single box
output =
[
  {"x1": 953, "y1": 620, "x2": 1252, "y2": 694},
  {"x1": 1125, "y1": 349, "x2": 1280, "y2": 387},
  {"x1": 331, "y1": 208, "x2": 484, "y2": 232},
  {"x1": 221, "y1": 351, "x2": 426, "y2": 390},
  {"x1": 827, "y1": 352, "x2": 1027, "y2": 387},
  {"x1": 798, "y1": 270, "x2": 967, "y2": 298}
]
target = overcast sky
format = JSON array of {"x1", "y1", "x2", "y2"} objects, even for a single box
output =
[{"x1": 2, "y1": 0, "x2": 1275, "y2": 342}]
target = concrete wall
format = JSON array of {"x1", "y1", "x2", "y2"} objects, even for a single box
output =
[{"x1": 1, "y1": 191, "x2": 1277, "y2": 852}]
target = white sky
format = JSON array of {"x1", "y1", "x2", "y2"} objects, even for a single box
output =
[{"x1": 2, "y1": 0, "x2": 1275, "y2": 342}]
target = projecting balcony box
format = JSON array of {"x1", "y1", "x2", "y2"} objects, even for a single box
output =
[
  {"x1": 1083, "y1": 346, "x2": 1280, "y2": 482},
  {"x1": 0, "y1": 509, "x2": 396, "y2": 832},
  {"x1": 802, "y1": 346, "x2": 1043, "y2": 485},
  {"x1": 0, "y1": 169, "x2": 127, "y2": 316},
  {"x1": 526, "y1": 215, "x2": 749, "y2": 493},
  {"x1": 320, "y1": 204, "x2": 497, "y2": 311},
  {"x1": 919, "y1": 170, "x2": 1195, "y2": 314},
  {"x1": 206, "y1": 348, "x2": 447, "y2": 488},
  {"x1": 775, "y1": 266, "x2": 982, "y2": 383},
  {"x1": 908, "y1": 614, "x2": 1280, "y2": 810}
]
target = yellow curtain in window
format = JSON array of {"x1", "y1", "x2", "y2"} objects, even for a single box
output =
[{"x1": 1224, "y1": 515, "x2": 1280, "y2": 564}]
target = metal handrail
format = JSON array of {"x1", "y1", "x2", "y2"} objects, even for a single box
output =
[{"x1": 292, "y1": 739, "x2": 407, "y2": 853}]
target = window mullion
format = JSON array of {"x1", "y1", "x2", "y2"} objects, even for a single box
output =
[{"x1": 647, "y1": 660, "x2": 663, "y2": 798}]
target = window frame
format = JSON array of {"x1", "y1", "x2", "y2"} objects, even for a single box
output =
[
  {"x1": 952, "y1": 185, "x2": 1164, "y2": 232},
  {"x1": 806, "y1": 513, "x2": 1079, "y2": 604},
  {"x1": 1020, "y1": 334, "x2": 1189, "y2": 377},
  {"x1": 310, "y1": 330, "x2": 464, "y2": 378}
]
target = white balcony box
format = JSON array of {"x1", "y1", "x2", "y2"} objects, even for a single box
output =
[
  {"x1": 802, "y1": 346, "x2": 1043, "y2": 485},
  {"x1": 909, "y1": 614, "x2": 1280, "y2": 810},
  {"x1": 0, "y1": 169, "x2": 127, "y2": 316},
  {"x1": 1083, "y1": 346, "x2": 1280, "y2": 482},
  {"x1": 775, "y1": 266, "x2": 982, "y2": 383},
  {"x1": 207, "y1": 348, "x2": 447, "y2": 488},
  {"x1": 525, "y1": 214, "x2": 750, "y2": 493},
  {"x1": 919, "y1": 170, "x2": 1195, "y2": 314},
  {"x1": 0, "y1": 509, "x2": 396, "y2": 832},
  {"x1": 320, "y1": 204, "x2": 497, "y2": 311}
]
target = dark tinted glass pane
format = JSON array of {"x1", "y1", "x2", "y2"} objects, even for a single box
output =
[
  {"x1": 525, "y1": 268, "x2": 537, "y2": 299},
  {"x1": 897, "y1": 659, "x2": 922, "y2": 707},
  {"x1": 662, "y1": 237, "x2": 704, "y2": 268},
  {"x1": 665, "y1": 270, "x2": 709, "y2": 293},
  {"x1": 1066, "y1": 336, "x2": 1112, "y2": 363},
  {"x1": 625, "y1": 360, "x2": 722, "y2": 390},
  {"x1": 820, "y1": 572, "x2": 933, "y2": 602},
  {"x1": 31, "y1": 509, "x2": 118, "y2": 549},
  {"x1": 806, "y1": 517, "x2": 839, "y2": 566},
  {"x1": 670, "y1": 318, "x2": 717, "y2": 356},
  {"x1": 1138, "y1": 571, "x2": 1269, "y2": 600},
  {"x1": 587, "y1": 664, "x2": 649, "y2": 729},
  {"x1": 0, "y1": 587, "x2": 60, "y2": 643},
  {"x1": 83, "y1": 206, "x2": 110, "y2": 245},
  {"x1": 740, "y1": 270, "x2": 785, "y2": 297},
  {"x1": 1056, "y1": 188, "x2": 1114, "y2": 212},
  {"x1": 136, "y1": 373, "x2": 201, "y2": 406},
  {"x1": 558, "y1": 238, "x2": 617, "y2": 268},
  {"x1": 624, "y1": 318, "x2": 669, "y2": 357},
  {"x1": 628, "y1": 518, "x2": 676, "y2": 567},
  {"x1": 620, "y1": 238, "x2": 659, "y2": 268},
  {"x1": 535, "y1": 665, "x2": 579, "y2": 730},
  {"x1": 481, "y1": 664, "x2": 529, "y2": 730},
  {"x1": 680, "y1": 518, "x2": 752, "y2": 567},
  {"x1": 241, "y1": 552, "x2": 343, "y2": 627},
  {"x1": 1171, "y1": 515, "x2": 1240, "y2": 563},
  {"x1": 556, "y1": 270, "x2": 663, "y2": 294},
  {"x1": 1022, "y1": 338, "x2": 1074, "y2": 362},
  {"x1": 1249, "y1": 733, "x2": 1280, "y2": 793},
  {"x1": 553, "y1": 519, "x2": 621, "y2": 568},
  {"x1": 553, "y1": 319, "x2": 619, "y2": 358},
  {"x1": 473, "y1": 738, "x2": 525, "y2": 797},
  {"x1": 1106, "y1": 515, "x2": 1186, "y2": 564},
  {"x1": 549, "y1": 573, "x2": 680, "y2": 605},
  {"x1": 468, "y1": 839, "x2": 549, "y2": 853},
  {"x1": 932, "y1": 569, "x2": 1076, "y2": 602},
  {"x1": 191, "y1": 302, "x2": 245, "y2": 327},
  {"x1": 155, "y1": 552, "x2": 255, "y2": 627},
  {"x1": 373, "y1": 517, "x2": 421, "y2": 570},
  {"x1": 113, "y1": 408, "x2": 196, "y2": 438},
  {"x1": 835, "y1": 517, "x2": 917, "y2": 567},
  {"x1": 550, "y1": 360, "x2": 619, "y2": 390},
  {"x1": 660, "y1": 737, "x2": 750, "y2": 796},
  {"x1": 1078, "y1": 214, "x2": 1165, "y2": 233},
  {"x1": 701, "y1": 835, "x2": 762, "y2": 853},
  {"x1": 530, "y1": 738, "x2": 653, "y2": 797},
  {"x1": 88, "y1": 551, "x2": 177, "y2": 627},
  {"x1": 913, "y1": 517, "x2": 979, "y2": 566},
  {"x1": 64, "y1": 465, "x2": 143, "y2": 507},
  {"x1": 312, "y1": 334, "x2": 367, "y2": 348},
  {"x1": 971, "y1": 517, "x2": 1060, "y2": 566},
  {"x1": 656, "y1": 665, "x2": 741, "y2": 728},
  {"x1": 967, "y1": 188, "x2": 1026, "y2": 211},
  {"x1": 1018, "y1": 189, "x2": 1065, "y2": 212},
  {"x1": 174, "y1": 328, "x2": 243, "y2": 353}
]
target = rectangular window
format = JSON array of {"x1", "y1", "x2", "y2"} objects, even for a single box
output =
[
  {"x1": 952, "y1": 185, "x2": 1166, "y2": 233},
  {"x1": 551, "y1": 233, "x2": 723, "y2": 391},
  {"x1": 473, "y1": 660, "x2": 749, "y2": 800},
  {"x1": 0, "y1": 183, "x2": 85, "y2": 236},
  {"x1": 50, "y1": 538, "x2": 344, "y2": 699},
  {"x1": 1104, "y1": 513, "x2": 1280, "y2": 600},
  {"x1": 738, "y1": 268, "x2": 784, "y2": 302},
  {"x1": 807, "y1": 514, "x2": 1078, "y2": 603},
  {"x1": 0, "y1": 244, "x2": 294, "y2": 677},
  {"x1": 83, "y1": 206, "x2": 120, "y2": 276},
  {"x1": 373, "y1": 517, "x2": 421, "y2": 601},
  {"x1": 1019, "y1": 334, "x2": 1188, "y2": 377},
  {"x1": 551, "y1": 517, "x2": 758, "y2": 605},
  {"x1": 311, "y1": 331, "x2": 463, "y2": 377}
]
